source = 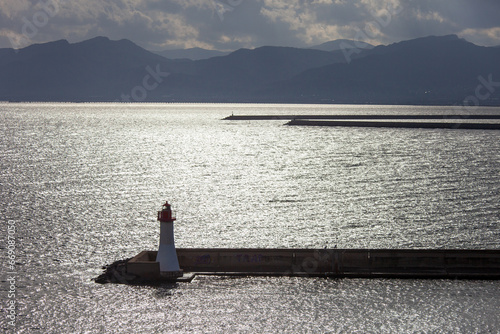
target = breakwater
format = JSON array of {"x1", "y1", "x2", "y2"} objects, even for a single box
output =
[
  {"x1": 105, "y1": 248, "x2": 500, "y2": 283},
  {"x1": 223, "y1": 114, "x2": 500, "y2": 130},
  {"x1": 176, "y1": 248, "x2": 500, "y2": 279},
  {"x1": 223, "y1": 115, "x2": 500, "y2": 121},
  {"x1": 286, "y1": 119, "x2": 500, "y2": 130}
]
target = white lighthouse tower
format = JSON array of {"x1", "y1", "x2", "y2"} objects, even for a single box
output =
[{"x1": 156, "y1": 201, "x2": 183, "y2": 278}]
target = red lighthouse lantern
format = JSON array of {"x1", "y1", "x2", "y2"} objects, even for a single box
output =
[{"x1": 158, "y1": 201, "x2": 176, "y2": 222}]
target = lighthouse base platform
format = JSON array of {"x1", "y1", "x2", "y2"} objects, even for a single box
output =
[
  {"x1": 126, "y1": 250, "x2": 189, "y2": 282},
  {"x1": 95, "y1": 248, "x2": 500, "y2": 284}
]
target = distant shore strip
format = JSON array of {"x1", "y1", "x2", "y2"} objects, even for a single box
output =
[{"x1": 224, "y1": 115, "x2": 500, "y2": 130}]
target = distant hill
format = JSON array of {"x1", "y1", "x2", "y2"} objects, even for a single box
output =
[
  {"x1": 152, "y1": 47, "x2": 230, "y2": 60},
  {"x1": 262, "y1": 35, "x2": 500, "y2": 105},
  {"x1": 0, "y1": 36, "x2": 180, "y2": 101},
  {"x1": 0, "y1": 38, "x2": 344, "y2": 102},
  {"x1": 310, "y1": 39, "x2": 374, "y2": 52},
  {"x1": 159, "y1": 46, "x2": 347, "y2": 100},
  {"x1": 0, "y1": 35, "x2": 499, "y2": 104}
]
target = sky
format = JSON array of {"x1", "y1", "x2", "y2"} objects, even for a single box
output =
[{"x1": 0, "y1": 0, "x2": 499, "y2": 51}]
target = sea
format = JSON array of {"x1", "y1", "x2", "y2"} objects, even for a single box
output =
[{"x1": 1, "y1": 103, "x2": 499, "y2": 333}]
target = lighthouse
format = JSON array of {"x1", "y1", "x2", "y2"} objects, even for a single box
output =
[{"x1": 156, "y1": 201, "x2": 183, "y2": 278}]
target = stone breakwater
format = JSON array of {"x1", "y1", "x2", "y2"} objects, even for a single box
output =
[
  {"x1": 223, "y1": 115, "x2": 500, "y2": 121},
  {"x1": 223, "y1": 114, "x2": 500, "y2": 130},
  {"x1": 285, "y1": 119, "x2": 500, "y2": 130},
  {"x1": 95, "y1": 249, "x2": 500, "y2": 284}
]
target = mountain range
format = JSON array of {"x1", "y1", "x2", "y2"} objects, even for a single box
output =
[{"x1": 0, "y1": 35, "x2": 499, "y2": 105}]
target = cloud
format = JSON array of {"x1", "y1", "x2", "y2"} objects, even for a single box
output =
[
  {"x1": 460, "y1": 27, "x2": 500, "y2": 47},
  {"x1": 258, "y1": 0, "x2": 406, "y2": 45},
  {"x1": 0, "y1": 0, "x2": 498, "y2": 51},
  {"x1": 0, "y1": 0, "x2": 207, "y2": 50},
  {"x1": 0, "y1": 0, "x2": 32, "y2": 19}
]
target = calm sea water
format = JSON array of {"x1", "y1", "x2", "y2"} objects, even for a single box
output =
[{"x1": 1, "y1": 103, "x2": 499, "y2": 333}]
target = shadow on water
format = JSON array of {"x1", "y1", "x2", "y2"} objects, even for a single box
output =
[{"x1": 151, "y1": 283, "x2": 179, "y2": 298}]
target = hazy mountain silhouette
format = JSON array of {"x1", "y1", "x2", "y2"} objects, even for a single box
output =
[
  {"x1": 0, "y1": 38, "x2": 345, "y2": 101},
  {"x1": 158, "y1": 46, "x2": 347, "y2": 101},
  {"x1": 153, "y1": 39, "x2": 373, "y2": 60},
  {"x1": 152, "y1": 47, "x2": 231, "y2": 60},
  {"x1": 262, "y1": 35, "x2": 500, "y2": 105},
  {"x1": 0, "y1": 36, "x2": 180, "y2": 101},
  {"x1": 309, "y1": 39, "x2": 374, "y2": 52},
  {"x1": 0, "y1": 35, "x2": 499, "y2": 104}
]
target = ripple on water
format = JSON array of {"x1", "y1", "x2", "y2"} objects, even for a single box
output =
[{"x1": 1, "y1": 103, "x2": 499, "y2": 333}]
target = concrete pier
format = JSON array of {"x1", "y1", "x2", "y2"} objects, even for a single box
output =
[{"x1": 122, "y1": 249, "x2": 500, "y2": 282}]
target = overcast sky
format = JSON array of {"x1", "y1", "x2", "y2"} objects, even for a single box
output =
[{"x1": 0, "y1": 0, "x2": 499, "y2": 51}]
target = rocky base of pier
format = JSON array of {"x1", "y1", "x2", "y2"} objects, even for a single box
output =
[
  {"x1": 94, "y1": 258, "x2": 139, "y2": 284},
  {"x1": 94, "y1": 257, "x2": 195, "y2": 284}
]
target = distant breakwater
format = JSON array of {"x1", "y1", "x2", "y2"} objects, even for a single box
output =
[
  {"x1": 223, "y1": 114, "x2": 500, "y2": 130},
  {"x1": 286, "y1": 119, "x2": 500, "y2": 130},
  {"x1": 223, "y1": 114, "x2": 500, "y2": 121}
]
